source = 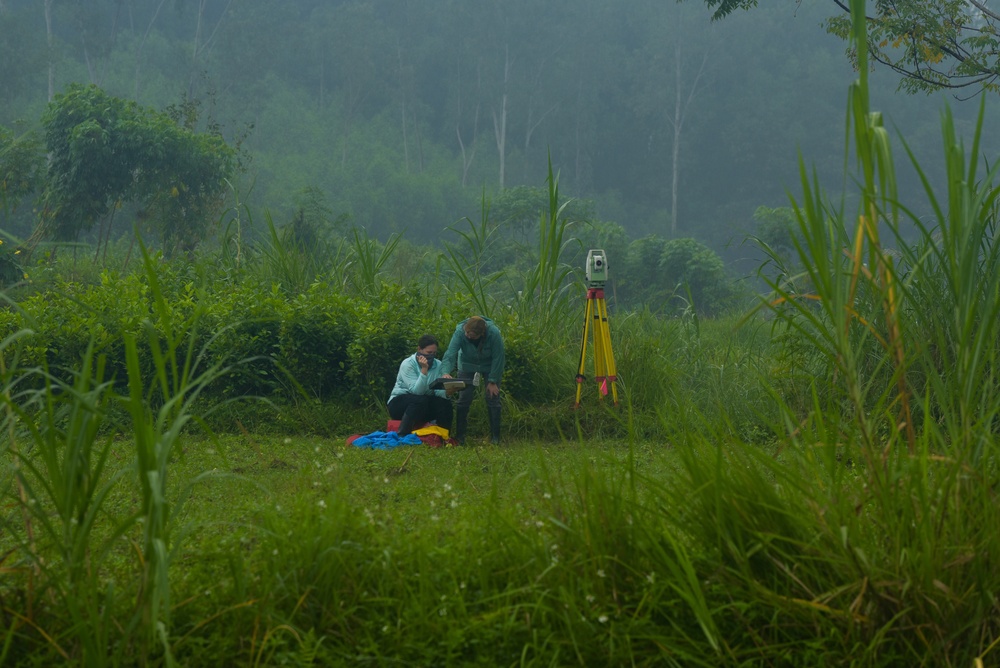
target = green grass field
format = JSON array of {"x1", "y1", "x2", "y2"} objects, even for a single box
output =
[{"x1": 4, "y1": 0, "x2": 1000, "y2": 662}]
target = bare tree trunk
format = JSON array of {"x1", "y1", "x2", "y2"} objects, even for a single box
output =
[
  {"x1": 81, "y1": 41, "x2": 96, "y2": 84},
  {"x1": 134, "y1": 0, "x2": 168, "y2": 101},
  {"x1": 341, "y1": 118, "x2": 352, "y2": 167},
  {"x1": 192, "y1": 0, "x2": 205, "y2": 62},
  {"x1": 491, "y1": 45, "x2": 512, "y2": 190},
  {"x1": 188, "y1": 0, "x2": 205, "y2": 98},
  {"x1": 574, "y1": 76, "x2": 584, "y2": 190},
  {"x1": 44, "y1": 0, "x2": 54, "y2": 101},
  {"x1": 455, "y1": 58, "x2": 481, "y2": 187},
  {"x1": 668, "y1": 40, "x2": 707, "y2": 237},
  {"x1": 401, "y1": 99, "x2": 409, "y2": 173},
  {"x1": 99, "y1": 3, "x2": 123, "y2": 88},
  {"x1": 492, "y1": 92, "x2": 507, "y2": 189},
  {"x1": 188, "y1": 0, "x2": 232, "y2": 99},
  {"x1": 397, "y1": 43, "x2": 409, "y2": 173},
  {"x1": 522, "y1": 51, "x2": 558, "y2": 181},
  {"x1": 670, "y1": 101, "x2": 680, "y2": 235},
  {"x1": 524, "y1": 102, "x2": 556, "y2": 154},
  {"x1": 413, "y1": 108, "x2": 424, "y2": 171},
  {"x1": 319, "y1": 43, "x2": 325, "y2": 109}
]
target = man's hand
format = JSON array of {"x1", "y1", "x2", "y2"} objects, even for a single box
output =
[{"x1": 486, "y1": 381, "x2": 499, "y2": 398}]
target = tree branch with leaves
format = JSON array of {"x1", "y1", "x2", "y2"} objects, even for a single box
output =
[{"x1": 698, "y1": 0, "x2": 1000, "y2": 95}]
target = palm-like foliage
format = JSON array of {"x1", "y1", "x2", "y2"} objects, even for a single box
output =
[
  {"x1": 510, "y1": 159, "x2": 580, "y2": 339},
  {"x1": 344, "y1": 226, "x2": 401, "y2": 300},
  {"x1": 440, "y1": 191, "x2": 503, "y2": 316}
]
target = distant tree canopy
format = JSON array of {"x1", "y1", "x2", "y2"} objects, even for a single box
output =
[
  {"x1": 490, "y1": 186, "x2": 596, "y2": 241},
  {"x1": 2, "y1": 0, "x2": 991, "y2": 263},
  {"x1": 699, "y1": 0, "x2": 1000, "y2": 95},
  {"x1": 618, "y1": 235, "x2": 738, "y2": 315},
  {"x1": 38, "y1": 84, "x2": 237, "y2": 254},
  {"x1": 0, "y1": 126, "x2": 44, "y2": 222}
]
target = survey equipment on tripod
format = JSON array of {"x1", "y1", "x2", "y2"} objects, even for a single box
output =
[
  {"x1": 586, "y1": 249, "x2": 608, "y2": 286},
  {"x1": 575, "y1": 249, "x2": 618, "y2": 407}
]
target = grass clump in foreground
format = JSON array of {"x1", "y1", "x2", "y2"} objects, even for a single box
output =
[{"x1": 4, "y1": 426, "x2": 999, "y2": 665}]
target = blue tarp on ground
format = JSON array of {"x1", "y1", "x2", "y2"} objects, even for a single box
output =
[{"x1": 350, "y1": 431, "x2": 422, "y2": 450}]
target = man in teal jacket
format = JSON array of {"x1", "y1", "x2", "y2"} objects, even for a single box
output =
[{"x1": 440, "y1": 316, "x2": 505, "y2": 444}]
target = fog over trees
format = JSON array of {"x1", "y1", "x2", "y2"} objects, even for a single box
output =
[{"x1": 0, "y1": 0, "x2": 994, "y2": 266}]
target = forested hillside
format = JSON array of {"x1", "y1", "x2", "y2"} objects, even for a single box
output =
[{"x1": 0, "y1": 0, "x2": 994, "y2": 263}]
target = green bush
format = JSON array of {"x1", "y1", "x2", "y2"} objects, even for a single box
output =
[
  {"x1": 496, "y1": 311, "x2": 556, "y2": 404},
  {"x1": 203, "y1": 277, "x2": 290, "y2": 398},
  {"x1": 6, "y1": 271, "x2": 163, "y2": 388},
  {"x1": 278, "y1": 284, "x2": 355, "y2": 399},
  {"x1": 345, "y1": 283, "x2": 433, "y2": 407},
  {"x1": 659, "y1": 238, "x2": 737, "y2": 316}
]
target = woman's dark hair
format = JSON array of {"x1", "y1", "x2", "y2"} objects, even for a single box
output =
[{"x1": 417, "y1": 334, "x2": 438, "y2": 349}]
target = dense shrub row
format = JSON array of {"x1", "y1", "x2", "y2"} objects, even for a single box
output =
[{"x1": 0, "y1": 266, "x2": 556, "y2": 411}]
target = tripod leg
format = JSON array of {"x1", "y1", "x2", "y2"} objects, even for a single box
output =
[
  {"x1": 575, "y1": 297, "x2": 594, "y2": 407},
  {"x1": 593, "y1": 299, "x2": 607, "y2": 400},
  {"x1": 597, "y1": 297, "x2": 619, "y2": 405}
]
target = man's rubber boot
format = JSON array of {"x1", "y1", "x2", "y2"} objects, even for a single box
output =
[
  {"x1": 488, "y1": 406, "x2": 501, "y2": 444},
  {"x1": 454, "y1": 406, "x2": 469, "y2": 445}
]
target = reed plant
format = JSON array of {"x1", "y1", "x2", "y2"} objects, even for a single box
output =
[
  {"x1": 216, "y1": 177, "x2": 252, "y2": 276},
  {"x1": 1, "y1": 240, "x2": 239, "y2": 665},
  {"x1": 252, "y1": 209, "x2": 343, "y2": 296},
  {"x1": 344, "y1": 226, "x2": 402, "y2": 300},
  {"x1": 511, "y1": 159, "x2": 580, "y2": 340},
  {"x1": 890, "y1": 102, "x2": 1000, "y2": 463},
  {"x1": 719, "y1": 0, "x2": 1000, "y2": 661},
  {"x1": 1, "y1": 339, "x2": 129, "y2": 666},
  {"x1": 122, "y1": 244, "x2": 219, "y2": 662},
  {"x1": 440, "y1": 191, "x2": 503, "y2": 316}
]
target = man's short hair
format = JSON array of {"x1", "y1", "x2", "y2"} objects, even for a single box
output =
[
  {"x1": 417, "y1": 334, "x2": 438, "y2": 349},
  {"x1": 464, "y1": 316, "x2": 487, "y2": 339}
]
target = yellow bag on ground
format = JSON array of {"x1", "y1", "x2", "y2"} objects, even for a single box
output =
[{"x1": 412, "y1": 424, "x2": 450, "y2": 447}]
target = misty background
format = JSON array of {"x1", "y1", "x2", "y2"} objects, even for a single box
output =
[{"x1": 1, "y1": 0, "x2": 994, "y2": 275}]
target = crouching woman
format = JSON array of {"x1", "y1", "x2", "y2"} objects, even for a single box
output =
[{"x1": 387, "y1": 334, "x2": 455, "y2": 436}]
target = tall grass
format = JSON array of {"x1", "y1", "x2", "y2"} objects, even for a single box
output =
[
  {"x1": 247, "y1": 447, "x2": 728, "y2": 666},
  {"x1": 253, "y1": 209, "x2": 343, "y2": 295},
  {"x1": 715, "y1": 0, "x2": 1000, "y2": 661},
  {"x1": 891, "y1": 102, "x2": 1000, "y2": 463},
  {"x1": 122, "y1": 241, "x2": 240, "y2": 663},
  {"x1": 344, "y1": 226, "x2": 402, "y2": 300},
  {"x1": 511, "y1": 159, "x2": 579, "y2": 338},
  {"x1": 1, "y1": 340, "x2": 128, "y2": 666},
  {"x1": 1, "y1": 240, "x2": 237, "y2": 665},
  {"x1": 440, "y1": 190, "x2": 503, "y2": 316}
]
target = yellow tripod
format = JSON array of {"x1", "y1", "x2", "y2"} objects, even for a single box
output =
[{"x1": 575, "y1": 286, "x2": 618, "y2": 407}]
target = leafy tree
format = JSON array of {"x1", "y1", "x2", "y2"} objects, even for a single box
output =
[
  {"x1": 621, "y1": 234, "x2": 670, "y2": 306},
  {"x1": 751, "y1": 205, "x2": 799, "y2": 255},
  {"x1": 490, "y1": 185, "x2": 595, "y2": 243},
  {"x1": 700, "y1": 0, "x2": 1000, "y2": 95},
  {"x1": 38, "y1": 84, "x2": 236, "y2": 255},
  {"x1": 0, "y1": 125, "x2": 45, "y2": 228},
  {"x1": 659, "y1": 237, "x2": 736, "y2": 315}
]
